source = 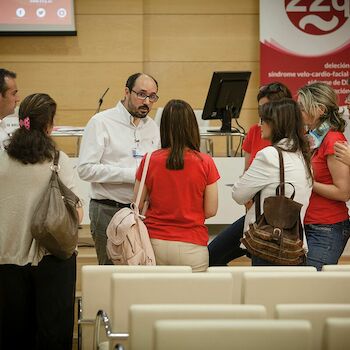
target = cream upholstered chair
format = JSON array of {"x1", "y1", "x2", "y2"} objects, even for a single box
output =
[
  {"x1": 275, "y1": 304, "x2": 350, "y2": 350},
  {"x1": 243, "y1": 272, "x2": 350, "y2": 318},
  {"x1": 154, "y1": 107, "x2": 214, "y2": 155},
  {"x1": 80, "y1": 265, "x2": 191, "y2": 350},
  {"x1": 110, "y1": 272, "x2": 233, "y2": 333},
  {"x1": 154, "y1": 319, "x2": 312, "y2": 350},
  {"x1": 128, "y1": 304, "x2": 266, "y2": 350},
  {"x1": 322, "y1": 264, "x2": 350, "y2": 271},
  {"x1": 94, "y1": 272, "x2": 233, "y2": 349},
  {"x1": 323, "y1": 317, "x2": 350, "y2": 350},
  {"x1": 207, "y1": 265, "x2": 316, "y2": 303}
]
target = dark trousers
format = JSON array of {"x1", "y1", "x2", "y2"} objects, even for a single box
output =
[
  {"x1": 208, "y1": 215, "x2": 247, "y2": 266},
  {"x1": 0, "y1": 254, "x2": 76, "y2": 350}
]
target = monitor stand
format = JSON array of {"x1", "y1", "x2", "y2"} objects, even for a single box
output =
[{"x1": 207, "y1": 109, "x2": 240, "y2": 133}]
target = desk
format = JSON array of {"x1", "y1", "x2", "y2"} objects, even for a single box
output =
[
  {"x1": 51, "y1": 127, "x2": 84, "y2": 157},
  {"x1": 200, "y1": 127, "x2": 245, "y2": 157},
  {"x1": 53, "y1": 126, "x2": 245, "y2": 158}
]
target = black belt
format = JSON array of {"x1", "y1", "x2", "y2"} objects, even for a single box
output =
[{"x1": 91, "y1": 199, "x2": 131, "y2": 208}]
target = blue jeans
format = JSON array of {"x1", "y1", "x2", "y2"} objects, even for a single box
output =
[
  {"x1": 208, "y1": 215, "x2": 247, "y2": 266},
  {"x1": 305, "y1": 219, "x2": 350, "y2": 271}
]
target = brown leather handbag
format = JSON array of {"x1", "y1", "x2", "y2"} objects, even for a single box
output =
[
  {"x1": 241, "y1": 147, "x2": 306, "y2": 265},
  {"x1": 31, "y1": 150, "x2": 80, "y2": 260}
]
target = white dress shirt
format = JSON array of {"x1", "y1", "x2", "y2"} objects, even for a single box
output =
[
  {"x1": 0, "y1": 119, "x2": 10, "y2": 150},
  {"x1": 77, "y1": 101, "x2": 160, "y2": 204},
  {"x1": 232, "y1": 141, "x2": 313, "y2": 238}
]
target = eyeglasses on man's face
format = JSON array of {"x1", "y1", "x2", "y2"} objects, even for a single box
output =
[{"x1": 131, "y1": 89, "x2": 159, "y2": 103}]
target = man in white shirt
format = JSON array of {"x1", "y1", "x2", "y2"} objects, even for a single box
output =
[
  {"x1": 0, "y1": 69, "x2": 20, "y2": 149},
  {"x1": 77, "y1": 73, "x2": 160, "y2": 264}
]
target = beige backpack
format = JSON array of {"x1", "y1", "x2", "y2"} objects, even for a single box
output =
[{"x1": 106, "y1": 152, "x2": 156, "y2": 265}]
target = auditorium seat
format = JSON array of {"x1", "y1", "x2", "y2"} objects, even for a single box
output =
[
  {"x1": 207, "y1": 266, "x2": 316, "y2": 303},
  {"x1": 243, "y1": 272, "x2": 350, "y2": 318},
  {"x1": 128, "y1": 304, "x2": 266, "y2": 350},
  {"x1": 275, "y1": 304, "x2": 350, "y2": 350},
  {"x1": 80, "y1": 265, "x2": 191, "y2": 350},
  {"x1": 323, "y1": 317, "x2": 350, "y2": 350},
  {"x1": 153, "y1": 319, "x2": 312, "y2": 350},
  {"x1": 94, "y1": 272, "x2": 233, "y2": 349},
  {"x1": 322, "y1": 264, "x2": 350, "y2": 271}
]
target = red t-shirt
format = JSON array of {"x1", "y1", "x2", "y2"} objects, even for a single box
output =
[
  {"x1": 304, "y1": 131, "x2": 349, "y2": 224},
  {"x1": 242, "y1": 124, "x2": 271, "y2": 166},
  {"x1": 136, "y1": 149, "x2": 220, "y2": 246}
]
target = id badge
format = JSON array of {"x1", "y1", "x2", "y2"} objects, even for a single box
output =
[{"x1": 132, "y1": 148, "x2": 144, "y2": 159}]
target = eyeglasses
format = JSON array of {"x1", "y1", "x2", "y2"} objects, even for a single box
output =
[
  {"x1": 259, "y1": 83, "x2": 283, "y2": 94},
  {"x1": 131, "y1": 89, "x2": 159, "y2": 103}
]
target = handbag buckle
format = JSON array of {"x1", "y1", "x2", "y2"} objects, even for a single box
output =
[
  {"x1": 50, "y1": 164, "x2": 61, "y2": 172},
  {"x1": 272, "y1": 227, "x2": 282, "y2": 241}
]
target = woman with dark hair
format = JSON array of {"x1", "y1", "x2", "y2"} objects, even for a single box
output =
[
  {"x1": 232, "y1": 98, "x2": 313, "y2": 265},
  {"x1": 134, "y1": 99, "x2": 220, "y2": 271},
  {"x1": 298, "y1": 82, "x2": 350, "y2": 270},
  {"x1": 0, "y1": 93, "x2": 83, "y2": 349},
  {"x1": 208, "y1": 82, "x2": 292, "y2": 266}
]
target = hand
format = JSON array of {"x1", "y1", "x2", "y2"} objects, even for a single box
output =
[{"x1": 334, "y1": 141, "x2": 350, "y2": 166}]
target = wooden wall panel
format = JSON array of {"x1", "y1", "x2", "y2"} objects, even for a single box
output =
[
  {"x1": 0, "y1": 62, "x2": 141, "y2": 110},
  {"x1": 55, "y1": 110, "x2": 96, "y2": 126},
  {"x1": 144, "y1": 0, "x2": 259, "y2": 14},
  {"x1": 76, "y1": 0, "x2": 143, "y2": 14},
  {"x1": 0, "y1": 15, "x2": 143, "y2": 62},
  {"x1": 0, "y1": 0, "x2": 261, "y2": 155},
  {"x1": 144, "y1": 62, "x2": 259, "y2": 109},
  {"x1": 144, "y1": 14, "x2": 259, "y2": 62}
]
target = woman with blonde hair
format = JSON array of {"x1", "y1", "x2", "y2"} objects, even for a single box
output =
[
  {"x1": 134, "y1": 99, "x2": 220, "y2": 271},
  {"x1": 298, "y1": 82, "x2": 350, "y2": 270},
  {"x1": 0, "y1": 93, "x2": 83, "y2": 349}
]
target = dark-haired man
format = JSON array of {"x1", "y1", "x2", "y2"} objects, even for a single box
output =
[
  {"x1": 78, "y1": 73, "x2": 160, "y2": 264},
  {"x1": 0, "y1": 69, "x2": 19, "y2": 149}
]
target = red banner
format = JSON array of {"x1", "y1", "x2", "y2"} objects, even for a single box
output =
[{"x1": 260, "y1": 0, "x2": 350, "y2": 105}]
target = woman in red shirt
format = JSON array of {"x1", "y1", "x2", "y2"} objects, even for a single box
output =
[
  {"x1": 135, "y1": 99, "x2": 220, "y2": 271},
  {"x1": 298, "y1": 82, "x2": 350, "y2": 270}
]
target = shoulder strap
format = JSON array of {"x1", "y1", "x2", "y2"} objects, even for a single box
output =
[
  {"x1": 135, "y1": 152, "x2": 152, "y2": 207},
  {"x1": 50, "y1": 150, "x2": 60, "y2": 173},
  {"x1": 255, "y1": 146, "x2": 285, "y2": 217},
  {"x1": 254, "y1": 192, "x2": 261, "y2": 219},
  {"x1": 274, "y1": 146, "x2": 285, "y2": 196},
  {"x1": 53, "y1": 150, "x2": 60, "y2": 166}
]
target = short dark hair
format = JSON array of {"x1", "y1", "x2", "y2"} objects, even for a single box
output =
[
  {"x1": 125, "y1": 73, "x2": 158, "y2": 91},
  {"x1": 160, "y1": 99, "x2": 200, "y2": 170},
  {"x1": 257, "y1": 82, "x2": 292, "y2": 102},
  {"x1": 6, "y1": 93, "x2": 57, "y2": 164},
  {"x1": 0, "y1": 68, "x2": 16, "y2": 96}
]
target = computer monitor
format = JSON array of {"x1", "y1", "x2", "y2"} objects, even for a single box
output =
[{"x1": 202, "y1": 71, "x2": 251, "y2": 133}]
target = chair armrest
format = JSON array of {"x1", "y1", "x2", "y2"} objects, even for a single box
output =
[{"x1": 93, "y1": 310, "x2": 129, "y2": 350}]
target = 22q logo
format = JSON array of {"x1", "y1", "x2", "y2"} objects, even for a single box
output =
[{"x1": 285, "y1": 0, "x2": 349, "y2": 35}]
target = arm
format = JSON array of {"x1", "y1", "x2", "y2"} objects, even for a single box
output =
[
  {"x1": 58, "y1": 151, "x2": 84, "y2": 223},
  {"x1": 76, "y1": 207, "x2": 84, "y2": 224},
  {"x1": 232, "y1": 148, "x2": 274, "y2": 205},
  {"x1": 244, "y1": 152, "x2": 251, "y2": 171},
  {"x1": 313, "y1": 154, "x2": 350, "y2": 202},
  {"x1": 204, "y1": 182, "x2": 218, "y2": 218},
  {"x1": 77, "y1": 118, "x2": 135, "y2": 184},
  {"x1": 334, "y1": 142, "x2": 350, "y2": 166}
]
